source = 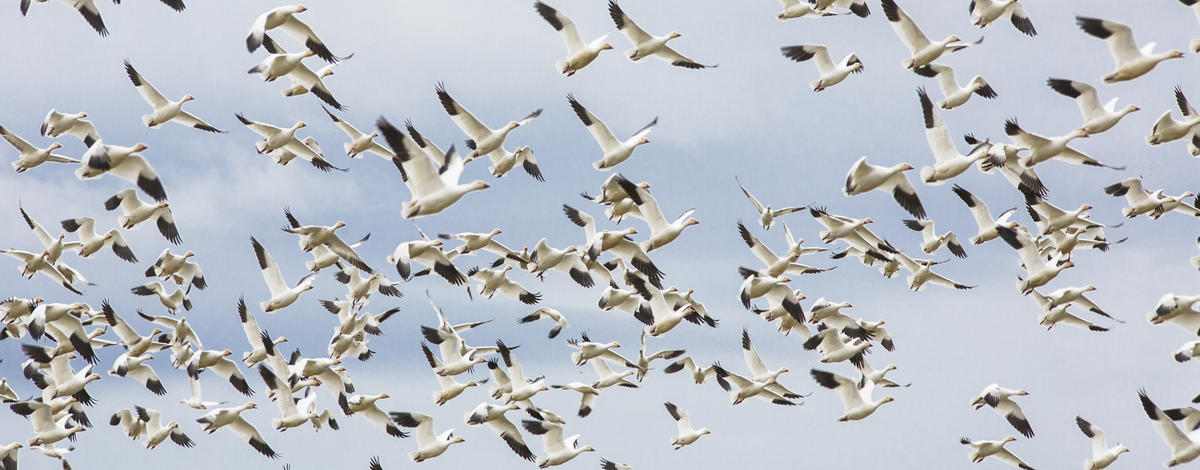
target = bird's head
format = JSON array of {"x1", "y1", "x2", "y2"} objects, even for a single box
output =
[
  {"x1": 48, "y1": 142, "x2": 63, "y2": 150},
  {"x1": 184, "y1": 251, "x2": 196, "y2": 257},
  {"x1": 302, "y1": 50, "x2": 316, "y2": 58},
  {"x1": 133, "y1": 143, "x2": 149, "y2": 152},
  {"x1": 182, "y1": 94, "x2": 196, "y2": 102},
  {"x1": 668, "y1": 31, "x2": 682, "y2": 39},
  {"x1": 295, "y1": 5, "x2": 308, "y2": 12},
  {"x1": 686, "y1": 218, "x2": 701, "y2": 227},
  {"x1": 221, "y1": 349, "x2": 232, "y2": 356},
  {"x1": 602, "y1": 43, "x2": 614, "y2": 50}
]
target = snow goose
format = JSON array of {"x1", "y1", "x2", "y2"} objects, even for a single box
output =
[
  {"x1": 322, "y1": 108, "x2": 393, "y2": 160},
  {"x1": 376, "y1": 117, "x2": 491, "y2": 218},
  {"x1": 236, "y1": 114, "x2": 343, "y2": 171},
  {"x1": 469, "y1": 266, "x2": 541, "y2": 304},
  {"x1": 186, "y1": 348, "x2": 253, "y2": 396},
  {"x1": 567, "y1": 332, "x2": 633, "y2": 367},
  {"x1": 257, "y1": 365, "x2": 323, "y2": 430},
  {"x1": 738, "y1": 222, "x2": 833, "y2": 278},
  {"x1": 608, "y1": 1, "x2": 714, "y2": 69},
  {"x1": 143, "y1": 248, "x2": 205, "y2": 290},
  {"x1": 804, "y1": 326, "x2": 871, "y2": 366},
  {"x1": 741, "y1": 329, "x2": 805, "y2": 399},
  {"x1": 520, "y1": 308, "x2": 568, "y2": 339},
  {"x1": 57, "y1": 217, "x2": 135, "y2": 263},
  {"x1": 77, "y1": 140, "x2": 167, "y2": 201},
  {"x1": 1076, "y1": 416, "x2": 1129, "y2": 470},
  {"x1": 235, "y1": 298, "x2": 286, "y2": 367},
  {"x1": 601, "y1": 458, "x2": 632, "y2": 470},
  {"x1": 1045, "y1": 286, "x2": 1118, "y2": 321},
  {"x1": 913, "y1": 63, "x2": 996, "y2": 110},
  {"x1": 1148, "y1": 293, "x2": 1200, "y2": 334},
  {"x1": 780, "y1": 44, "x2": 863, "y2": 92},
  {"x1": 844, "y1": 156, "x2": 926, "y2": 218},
  {"x1": 280, "y1": 216, "x2": 372, "y2": 272},
  {"x1": 1076, "y1": 17, "x2": 1184, "y2": 84},
  {"x1": 464, "y1": 402, "x2": 535, "y2": 461},
  {"x1": 20, "y1": 0, "x2": 107, "y2": 36},
  {"x1": 475, "y1": 144, "x2": 543, "y2": 181},
  {"x1": 420, "y1": 343, "x2": 478, "y2": 405},
  {"x1": 810, "y1": 368, "x2": 893, "y2": 420},
  {"x1": 630, "y1": 331, "x2": 685, "y2": 381},
  {"x1": 996, "y1": 225, "x2": 1074, "y2": 294},
  {"x1": 40, "y1": 110, "x2": 99, "y2": 147},
  {"x1": 100, "y1": 301, "x2": 166, "y2": 358},
  {"x1": 0, "y1": 249, "x2": 82, "y2": 295},
  {"x1": 738, "y1": 273, "x2": 805, "y2": 319},
  {"x1": 387, "y1": 232, "x2": 465, "y2": 286},
  {"x1": 1147, "y1": 86, "x2": 1200, "y2": 147},
  {"x1": 915, "y1": 89, "x2": 995, "y2": 185},
  {"x1": 629, "y1": 273, "x2": 714, "y2": 336},
  {"x1": 1005, "y1": 119, "x2": 1118, "y2": 168},
  {"x1": 339, "y1": 393, "x2": 407, "y2": 438},
  {"x1": 390, "y1": 412, "x2": 465, "y2": 462},
  {"x1": 1047, "y1": 78, "x2": 1139, "y2": 135},
  {"x1": 130, "y1": 282, "x2": 191, "y2": 314},
  {"x1": 246, "y1": 5, "x2": 341, "y2": 63},
  {"x1": 250, "y1": 236, "x2": 317, "y2": 313},
  {"x1": 112, "y1": 407, "x2": 148, "y2": 439},
  {"x1": 567, "y1": 93, "x2": 656, "y2": 170},
  {"x1": 808, "y1": 207, "x2": 887, "y2": 252},
  {"x1": 304, "y1": 233, "x2": 368, "y2": 272},
  {"x1": 1, "y1": 125, "x2": 76, "y2": 172},
  {"x1": 1023, "y1": 192, "x2": 1100, "y2": 235},
  {"x1": 860, "y1": 360, "x2": 907, "y2": 387},
  {"x1": 333, "y1": 267, "x2": 401, "y2": 307},
  {"x1": 197, "y1": 402, "x2": 278, "y2": 458},
  {"x1": 551, "y1": 382, "x2": 601, "y2": 417},
  {"x1": 23, "y1": 400, "x2": 85, "y2": 446},
  {"x1": 124, "y1": 60, "x2": 221, "y2": 132},
  {"x1": 903, "y1": 219, "x2": 966, "y2": 258},
  {"x1": 522, "y1": 419, "x2": 595, "y2": 467},
  {"x1": 435, "y1": 82, "x2": 541, "y2": 160},
  {"x1": 1105, "y1": 177, "x2": 1168, "y2": 218},
  {"x1": 0, "y1": 443, "x2": 17, "y2": 470},
  {"x1": 1176, "y1": 340, "x2": 1200, "y2": 362},
  {"x1": 258, "y1": 35, "x2": 346, "y2": 110},
  {"x1": 17, "y1": 206, "x2": 76, "y2": 264},
  {"x1": 881, "y1": 0, "x2": 977, "y2": 69},
  {"x1": 1152, "y1": 190, "x2": 1200, "y2": 218},
  {"x1": 134, "y1": 407, "x2": 193, "y2": 449},
  {"x1": 563, "y1": 204, "x2": 664, "y2": 285},
  {"x1": 960, "y1": 436, "x2": 1034, "y2": 469},
  {"x1": 528, "y1": 240, "x2": 593, "y2": 287},
  {"x1": 893, "y1": 250, "x2": 974, "y2": 291},
  {"x1": 664, "y1": 402, "x2": 710, "y2": 449},
  {"x1": 108, "y1": 352, "x2": 166, "y2": 395},
  {"x1": 496, "y1": 340, "x2": 548, "y2": 403},
  {"x1": 535, "y1": 1, "x2": 614, "y2": 76},
  {"x1": 43, "y1": 353, "x2": 101, "y2": 403},
  {"x1": 614, "y1": 175, "x2": 699, "y2": 251},
  {"x1": 970, "y1": 383, "x2": 1034, "y2": 437},
  {"x1": 951, "y1": 185, "x2": 1019, "y2": 245},
  {"x1": 962, "y1": 135, "x2": 1047, "y2": 196},
  {"x1": 775, "y1": 0, "x2": 847, "y2": 20},
  {"x1": 1140, "y1": 389, "x2": 1200, "y2": 466},
  {"x1": 662, "y1": 356, "x2": 719, "y2": 384},
  {"x1": 180, "y1": 374, "x2": 223, "y2": 410},
  {"x1": 969, "y1": 0, "x2": 1035, "y2": 36},
  {"x1": 739, "y1": 180, "x2": 808, "y2": 230}
]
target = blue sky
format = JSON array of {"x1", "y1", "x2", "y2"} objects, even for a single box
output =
[{"x1": 2, "y1": 0, "x2": 1200, "y2": 468}]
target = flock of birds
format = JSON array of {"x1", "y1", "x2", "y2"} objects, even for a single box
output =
[{"x1": 3, "y1": 0, "x2": 1200, "y2": 469}]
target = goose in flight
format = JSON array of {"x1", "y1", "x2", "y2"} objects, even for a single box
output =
[
  {"x1": 844, "y1": 156, "x2": 926, "y2": 218},
  {"x1": 1148, "y1": 293, "x2": 1200, "y2": 335},
  {"x1": 780, "y1": 44, "x2": 863, "y2": 92},
  {"x1": 522, "y1": 418, "x2": 596, "y2": 467},
  {"x1": 970, "y1": 383, "x2": 1034, "y2": 438},
  {"x1": 778, "y1": 0, "x2": 868, "y2": 19},
  {"x1": 1004, "y1": 119, "x2": 1120, "y2": 169},
  {"x1": 109, "y1": 352, "x2": 167, "y2": 395},
  {"x1": 464, "y1": 402, "x2": 535, "y2": 461},
  {"x1": 738, "y1": 179, "x2": 807, "y2": 230},
  {"x1": 20, "y1": 0, "x2": 108, "y2": 36},
  {"x1": 236, "y1": 114, "x2": 343, "y2": 172},
  {"x1": 0, "y1": 249, "x2": 83, "y2": 295},
  {"x1": 915, "y1": 88, "x2": 995, "y2": 185},
  {"x1": 1146, "y1": 86, "x2": 1200, "y2": 147},
  {"x1": 389, "y1": 412, "x2": 464, "y2": 462},
  {"x1": 563, "y1": 204, "x2": 664, "y2": 286},
  {"x1": 810, "y1": 368, "x2": 894, "y2": 421},
  {"x1": 912, "y1": 63, "x2": 995, "y2": 110},
  {"x1": 951, "y1": 185, "x2": 1018, "y2": 245},
  {"x1": 469, "y1": 266, "x2": 541, "y2": 304},
  {"x1": 960, "y1": 436, "x2": 1034, "y2": 469},
  {"x1": 281, "y1": 216, "x2": 372, "y2": 272},
  {"x1": 143, "y1": 248, "x2": 205, "y2": 291},
  {"x1": 1076, "y1": 16, "x2": 1184, "y2": 84},
  {"x1": 1139, "y1": 389, "x2": 1200, "y2": 467},
  {"x1": 968, "y1": 0, "x2": 1036, "y2": 36},
  {"x1": 630, "y1": 331, "x2": 685, "y2": 381},
  {"x1": 535, "y1": 1, "x2": 614, "y2": 76},
  {"x1": 903, "y1": 219, "x2": 966, "y2": 258},
  {"x1": 250, "y1": 237, "x2": 316, "y2": 313},
  {"x1": 1076, "y1": 416, "x2": 1129, "y2": 470},
  {"x1": 614, "y1": 175, "x2": 699, "y2": 251},
  {"x1": 246, "y1": 4, "x2": 341, "y2": 63},
  {"x1": 257, "y1": 35, "x2": 346, "y2": 110},
  {"x1": 662, "y1": 356, "x2": 720, "y2": 385},
  {"x1": 1046, "y1": 78, "x2": 1139, "y2": 135},
  {"x1": 882, "y1": 0, "x2": 977, "y2": 69},
  {"x1": 386, "y1": 231, "x2": 466, "y2": 286},
  {"x1": 519, "y1": 308, "x2": 568, "y2": 339},
  {"x1": 738, "y1": 222, "x2": 832, "y2": 278},
  {"x1": 420, "y1": 343, "x2": 478, "y2": 406},
  {"x1": 996, "y1": 225, "x2": 1074, "y2": 294},
  {"x1": 567, "y1": 93, "x2": 656, "y2": 170},
  {"x1": 41, "y1": 110, "x2": 100, "y2": 147},
  {"x1": 58, "y1": 217, "x2": 136, "y2": 263},
  {"x1": 803, "y1": 326, "x2": 870, "y2": 366},
  {"x1": 77, "y1": 141, "x2": 167, "y2": 201},
  {"x1": 377, "y1": 117, "x2": 491, "y2": 218},
  {"x1": 131, "y1": 282, "x2": 192, "y2": 314},
  {"x1": 322, "y1": 108, "x2": 392, "y2": 160},
  {"x1": 102, "y1": 189, "x2": 180, "y2": 244},
  {"x1": 496, "y1": 340, "x2": 548, "y2": 403},
  {"x1": 608, "y1": 1, "x2": 714, "y2": 69},
  {"x1": 740, "y1": 329, "x2": 805, "y2": 399},
  {"x1": 1, "y1": 125, "x2": 76, "y2": 172},
  {"x1": 1044, "y1": 286, "x2": 1118, "y2": 322},
  {"x1": 123, "y1": 60, "x2": 222, "y2": 132},
  {"x1": 196, "y1": 403, "x2": 278, "y2": 459},
  {"x1": 665, "y1": 402, "x2": 710, "y2": 449},
  {"x1": 338, "y1": 392, "x2": 408, "y2": 438},
  {"x1": 892, "y1": 251, "x2": 975, "y2": 291},
  {"x1": 435, "y1": 82, "x2": 541, "y2": 160}
]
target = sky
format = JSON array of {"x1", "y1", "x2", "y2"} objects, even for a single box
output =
[{"x1": 2, "y1": 0, "x2": 1200, "y2": 469}]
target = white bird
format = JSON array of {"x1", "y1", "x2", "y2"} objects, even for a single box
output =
[
  {"x1": 258, "y1": 35, "x2": 346, "y2": 110},
  {"x1": 960, "y1": 436, "x2": 1035, "y2": 469},
  {"x1": 257, "y1": 365, "x2": 324, "y2": 431},
  {"x1": 469, "y1": 266, "x2": 541, "y2": 305},
  {"x1": 803, "y1": 326, "x2": 871, "y2": 366},
  {"x1": 664, "y1": 402, "x2": 710, "y2": 450},
  {"x1": 780, "y1": 44, "x2": 863, "y2": 92},
  {"x1": 246, "y1": 4, "x2": 341, "y2": 63},
  {"x1": 143, "y1": 248, "x2": 205, "y2": 291},
  {"x1": 236, "y1": 114, "x2": 343, "y2": 172},
  {"x1": 1046, "y1": 78, "x2": 1139, "y2": 135},
  {"x1": 0, "y1": 125, "x2": 76, "y2": 172},
  {"x1": 76, "y1": 140, "x2": 167, "y2": 201},
  {"x1": 389, "y1": 412, "x2": 465, "y2": 463},
  {"x1": 322, "y1": 107, "x2": 393, "y2": 160},
  {"x1": 600, "y1": 458, "x2": 633, "y2": 470},
  {"x1": 567, "y1": 94, "x2": 656, "y2": 170},
  {"x1": 662, "y1": 356, "x2": 720, "y2": 385},
  {"x1": 915, "y1": 88, "x2": 996, "y2": 185},
  {"x1": 376, "y1": 117, "x2": 491, "y2": 218},
  {"x1": 1148, "y1": 293, "x2": 1200, "y2": 335},
  {"x1": 737, "y1": 221, "x2": 832, "y2": 278},
  {"x1": 40, "y1": 110, "x2": 100, "y2": 147},
  {"x1": 903, "y1": 219, "x2": 967, "y2": 259},
  {"x1": 739, "y1": 180, "x2": 808, "y2": 230},
  {"x1": 0, "y1": 249, "x2": 83, "y2": 295},
  {"x1": 1076, "y1": 416, "x2": 1130, "y2": 470},
  {"x1": 419, "y1": 343, "x2": 478, "y2": 406},
  {"x1": 497, "y1": 340, "x2": 548, "y2": 403},
  {"x1": 1140, "y1": 389, "x2": 1200, "y2": 467},
  {"x1": 250, "y1": 236, "x2": 316, "y2": 313},
  {"x1": 951, "y1": 185, "x2": 1018, "y2": 245},
  {"x1": 882, "y1": 0, "x2": 977, "y2": 69},
  {"x1": 1005, "y1": 119, "x2": 1119, "y2": 169},
  {"x1": 1147, "y1": 86, "x2": 1200, "y2": 148},
  {"x1": 1076, "y1": 16, "x2": 1184, "y2": 84},
  {"x1": 844, "y1": 156, "x2": 926, "y2": 218},
  {"x1": 20, "y1": 0, "x2": 108, "y2": 36},
  {"x1": 970, "y1": 383, "x2": 1035, "y2": 438},
  {"x1": 522, "y1": 419, "x2": 595, "y2": 468},
  {"x1": 968, "y1": 0, "x2": 1036, "y2": 36},
  {"x1": 55, "y1": 217, "x2": 135, "y2": 264},
  {"x1": 435, "y1": 82, "x2": 541, "y2": 161},
  {"x1": 612, "y1": 175, "x2": 699, "y2": 251},
  {"x1": 519, "y1": 308, "x2": 569, "y2": 339},
  {"x1": 180, "y1": 374, "x2": 222, "y2": 410},
  {"x1": 996, "y1": 225, "x2": 1075, "y2": 294},
  {"x1": 608, "y1": 1, "x2": 714, "y2": 69},
  {"x1": 196, "y1": 402, "x2": 278, "y2": 458},
  {"x1": 23, "y1": 400, "x2": 85, "y2": 446},
  {"x1": 534, "y1": 1, "x2": 614, "y2": 76},
  {"x1": 281, "y1": 215, "x2": 372, "y2": 272},
  {"x1": 1104, "y1": 178, "x2": 1170, "y2": 219},
  {"x1": 629, "y1": 331, "x2": 685, "y2": 381},
  {"x1": 109, "y1": 351, "x2": 167, "y2": 395},
  {"x1": 338, "y1": 393, "x2": 407, "y2": 438},
  {"x1": 810, "y1": 368, "x2": 894, "y2": 421},
  {"x1": 464, "y1": 402, "x2": 535, "y2": 462},
  {"x1": 123, "y1": 60, "x2": 222, "y2": 132},
  {"x1": 912, "y1": 63, "x2": 996, "y2": 109},
  {"x1": 130, "y1": 282, "x2": 191, "y2": 314}
]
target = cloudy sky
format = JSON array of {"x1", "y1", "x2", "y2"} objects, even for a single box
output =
[{"x1": 2, "y1": 0, "x2": 1200, "y2": 468}]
